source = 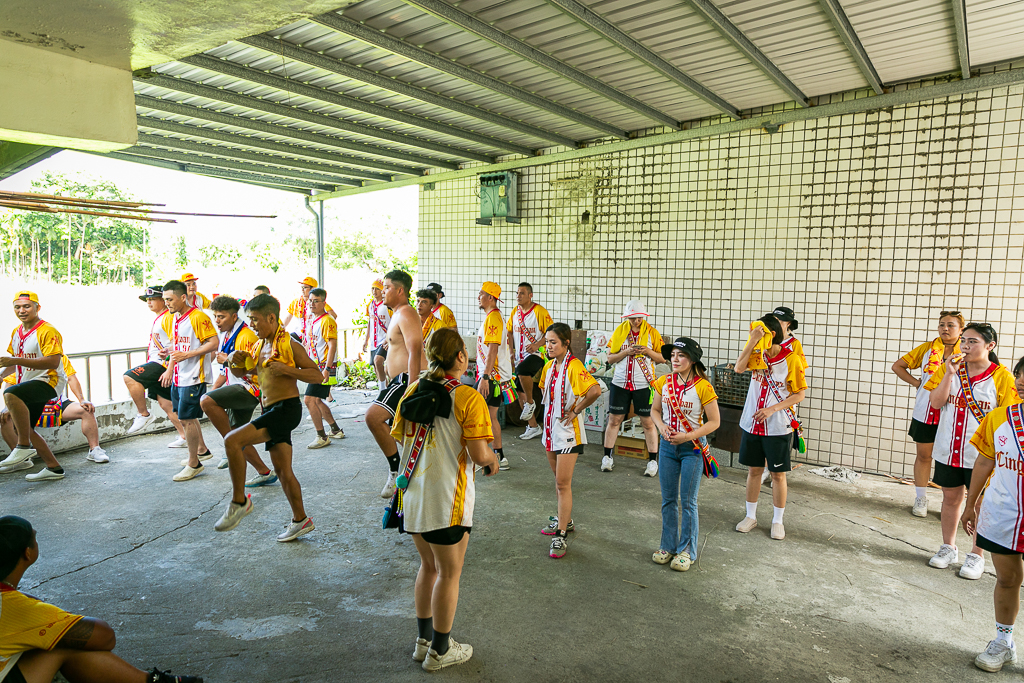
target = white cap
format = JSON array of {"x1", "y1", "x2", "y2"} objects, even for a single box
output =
[{"x1": 620, "y1": 300, "x2": 650, "y2": 318}]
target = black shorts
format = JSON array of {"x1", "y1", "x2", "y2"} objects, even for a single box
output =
[
  {"x1": 516, "y1": 354, "x2": 545, "y2": 377},
  {"x1": 551, "y1": 445, "x2": 584, "y2": 455},
  {"x1": 417, "y1": 525, "x2": 472, "y2": 545},
  {"x1": 738, "y1": 430, "x2": 794, "y2": 473},
  {"x1": 977, "y1": 533, "x2": 1022, "y2": 557},
  {"x1": 124, "y1": 361, "x2": 171, "y2": 400},
  {"x1": 205, "y1": 384, "x2": 259, "y2": 429},
  {"x1": 933, "y1": 460, "x2": 972, "y2": 488},
  {"x1": 374, "y1": 373, "x2": 409, "y2": 419},
  {"x1": 908, "y1": 418, "x2": 939, "y2": 444},
  {"x1": 171, "y1": 383, "x2": 206, "y2": 420},
  {"x1": 481, "y1": 378, "x2": 503, "y2": 407},
  {"x1": 608, "y1": 384, "x2": 651, "y2": 416},
  {"x1": 251, "y1": 396, "x2": 304, "y2": 451},
  {"x1": 304, "y1": 382, "x2": 331, "y2": 399},
  {"x1": 7, "y1": 661, "x2": 27, "y2": 683},
  {"x1": 373, "y1": 344, "x2": 388, "y2": 361},
  {"x1": 4, "y1": 381, "x2": 58, "y2": 428}
]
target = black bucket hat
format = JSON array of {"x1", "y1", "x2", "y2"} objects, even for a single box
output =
[
  {"x1": 771, "y1": 306, "x2": 799, "y2": 331},
  {"x1": 661, "y1": 337, "x2": 706, "y2": 371},
  {"x1": 139, "y1": 285, "x2": 164, "y2": 301}
]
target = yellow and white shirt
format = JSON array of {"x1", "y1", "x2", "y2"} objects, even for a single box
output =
[
  {"x1": 288, "y1": 297, "x2": 336, "y2": 344},
  {"x1": 477, "y1": 309, "x2": 514, "y2": 382},
  {"x1": 367, "y1": 299, "x2": 390, "y2": 349},
  {"x1": 219, "y1": 320, "x2": 260, "y2": 398},
  {"x1": 306, "y1": 313, "x2": 338, "y2": 374},
  {"x1": 186, "y1": 291, "x2": 212, "y2": 310},
  {"x1": 171, "y1": 307, "x2": 216, "y2": 387},
  {"x1": 432, "y1": 303, "x2": 458, "y2": 330},
  {"x1": 781, "y1": 335, "x2": 809, "y2": 370},
  {"x1": 652, "y1": 373, "x2": 719, "y2": 434},
  {"x1": 0, "y1": 584, "x2": 83, "y2": 681},
  {"x1": 609, "y1": 321, "x2": 661, "y2": 391},
  {"x1": 539, "y1": 354, "x2": 598, "y2": 451},
  {"x1": 900, "y1": 338, "x2": 962, "y2": 425},
  {"x1": 740, "y1": 345, "x2": 808, "y2": 437},
  {"x1": 507, "y1": 303, "x2": 554, "y2": 366},
  {"x1": 391, "y1": 379, "x2": 493, "y2": 532},
  {"x1": 931, "y1": 362, "x2": 1019, "y2": 469},
  {"x1": 971, "y1": 402, "x2": 1024, "y2": 552},
  {"x1": 147, "y1": 310, "x2": 174, "y2": 365},
  {"x1": 6, "y1": 321, "x2": 63, "y2": 388},
  {"x1": 421, "y1": 314, "x2": 439, "y2": 347}
]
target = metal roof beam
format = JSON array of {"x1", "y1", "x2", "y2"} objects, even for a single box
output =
[
  {"x1": 310, "y1": 13, "x2": 626, "y2": 139},
  {"x1": 136, "y1": 132, "x2": 376, "y2": 184},
  {"x1": 816, "y1": 0, "x2": 883, "y2": 95},
  {"x1": 100, "y1": 152, "x2": 323, "y2": 193},
  {"x1": 180, "y1": 54, "x2": 536, "y2": 157},
  {"x1": 124, "y1": 144, "x2": 360, "y2": 187},
  {"x1": 135, "y1": 72, "x2": 473, "y2": 167},
  {"x1": 137, "y1": 116, "x2": 395, "y2": 181},
  {"x1": 135, "y1": 94, "x2": 422, "y2": 175},
  {"x1": 685, "y1": 0, "x2": 810, "y2": 107},
  {"x1": 950, "y1": 0, "x2": 971, "y2": 79},
  {"x1": 395, "y1": 0, "x2": 681, "y2": 129},
  {"x1": 240, "y1": 34, "x2": 578, "y2": 149},
  {"x1": 544, "y1": 0, "x2": 739, "y2": 119}
]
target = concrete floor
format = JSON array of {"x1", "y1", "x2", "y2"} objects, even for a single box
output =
[{"x1": 1, "y1": 393, "x2": 1016, "y2": 683}]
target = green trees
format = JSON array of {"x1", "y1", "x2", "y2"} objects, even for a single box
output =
[{"x1": 0, "y1": 172, "x2": 149, "y2": 285}]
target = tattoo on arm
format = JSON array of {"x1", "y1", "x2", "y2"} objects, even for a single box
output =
[{"x1": 60, "y1": 618, "x2": 96, "y2": 649}]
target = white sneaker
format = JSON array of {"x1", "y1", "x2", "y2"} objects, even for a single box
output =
[
  {"x1": 0, "y1": 458, "x2": 33, "y2": 474},
  {"x1": 413, "y1": 638, "x2": 430, "y2": 662},
  {"x1": 26, "y1": 467, "x2": 64, "y2": 481},
  {"x1": 1, "y1": 446, "x2": 37, "y2": 467},
  {"x1": 520, "y1": 425, "x2": 542, "y2": 440},
  {"x1": 520, "y1": 402, "x2": 536, "y2": 420},
  {"x1": 87, "y1": 447, "x2": 109, "y2": 463},
  {"x1": 912, "y1": 496, "x2": 928, "y2": 517},
  {"x1": 380, "y1": 471, "x2": 398, "y2": 499},
  {"x1": 217, "y1": 458, "x2": 230, "y2": 470},
  {"x1": 959, "y1": 552, "x2": 985, "y2": 580},
  {"x1": 498, "y1": 456, "x2": 510, "y2": 471},
  {"x1": 600, "y1": 455, "x2": 614, "y2": 472},
  {"x1": 307, "y1": 436, "x2": 331, "y2": 449},
  {"x1": 644, "y1": 460, "x2": 659, "y2": 477},
  {"x1": 422, "y1": 638, "x2": 473, "y2": 672},
  {"x1": 167, "y1": 437, "x2": 188, "y2": 448},
  {"x1": 976, "y1": 639, "x2": 1017, "y2": 672},
  {"x1": 245, "y1": 472, "x2": 278, "y2": 487},
  {"x1": 172, "y1": 464, "x2": 204, "y2": 482},
  {"x1": 929, "y1": 544, "x2": 958, "y2": 568},
  {"x1": 277, "y1": 517, "x2": 315, "y2": 542},
  {"x1": 127, "y1": 413, "x2": 156, "y2": 434},
  {"x1": 761, "y1": 469, "x2": 771, "y2": 485},
  {"x1": 214, "y1": 495, "x2": 253, "y2": 532}
]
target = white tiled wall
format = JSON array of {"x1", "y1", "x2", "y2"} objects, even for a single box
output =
[{"x1": 419, "y1": 74, "x2": 1024, "y2": 477}]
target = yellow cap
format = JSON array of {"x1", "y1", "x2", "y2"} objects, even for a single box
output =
[
  {"x1": 180, "y1": 272, "x2": 197, "y2": 282},
  {"x1": 371, "y1": 279, "x2": 384, "y2": 290},
  {"x1": 481, "y1": 281, "x2": 502, "y2": 301},
  {"x1": 299, "y1": 276, "x2": 318, "y2": 287},
  {"x1": 13, "y1": 290, "x2": 39, "y2": 304}
]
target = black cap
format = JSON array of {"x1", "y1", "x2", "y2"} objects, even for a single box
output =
[
  {"x1": 661, "y1": 337, "x2": 706, "y2": 371},
  {"x1": 427, "y1": 283, "x2": 444, "y2": 298},
  {"x1": 0, "y1": 516, "x2": 34, "y2": 579},
  {"x1": 139, "y1": 285, "x2": 164, "y2": 302},
  {"x1": 771, "y1": 306, "x2": 799, "y2": 331}
]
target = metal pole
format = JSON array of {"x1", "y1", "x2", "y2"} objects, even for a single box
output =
[{"x1": 305, "y1": 196, "x2": 325, "y2": 287}]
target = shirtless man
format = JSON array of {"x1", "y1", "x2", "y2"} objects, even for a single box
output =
[
  {"x1": 364, "y1": 270, "x2": 424, "y2": 499},
  {"x1": 214, "y1": 294, "x2": 325, "y2": 543}
]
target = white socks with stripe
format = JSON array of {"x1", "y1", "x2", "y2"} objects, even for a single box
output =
[{"x1": 997, "y1": 622, "x2": 1014, "y2": 647}]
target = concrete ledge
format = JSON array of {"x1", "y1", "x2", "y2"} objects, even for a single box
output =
[{"x1": 44, "y1": 399, "x2": 176, "y2": 455}]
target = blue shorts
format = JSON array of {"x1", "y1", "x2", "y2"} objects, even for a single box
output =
[{"x1": 171, "y1": 383, "x2": 206, "y2": 420}]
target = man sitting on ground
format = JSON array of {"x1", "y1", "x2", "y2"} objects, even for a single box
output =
[{"x1": 0, "y1": 515, "x2": 202, "y2": 683}]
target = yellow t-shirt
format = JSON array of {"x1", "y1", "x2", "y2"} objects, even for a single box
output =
[
  {"x1": 432, "y1": 303, "x2": 458, "y2": 330},
  {"x1": 0, "y1": 585, "x2": 83, "y2": 675},
  {"x1": 7, "y1": 321, "x2": 63, "y2": 388}
]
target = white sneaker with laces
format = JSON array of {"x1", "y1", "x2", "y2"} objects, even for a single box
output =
[
  {"x1": 929, "y1": 544, "x2": 958, "y2": 568},
  {"x1": 912, "y1": 496, "x2": 928, "y2": 517},
  {"x1": 976, "y1": 639, "x2": 1016, "y2": 672},
  {"x1": 413, "y1": 638, "x2": 430, "y2": 662},
  {"x1": 520, "y1": 402, "x2": 536, "y2": 420},
  {"x1": 600, "y1": 455, "x2": 614, "y2": 472},
  {"x1": 307, "y1": 436, "x2": 331, "y2": 449},
  {"x1": 87, "y1": 447, "x2": 109, "y2": 463},
  {"x1": 959, "y1": 552, "x2": 985, "y2": 579},
  {"x1": 0, "y1": 458, "x2": 33, "y2": 474},
  {"x1": 422, "y1": 638, "x2": 473, "y2": 672},
  {"x1": 215, "y1": 495, "x2": 253, "y2": 532},
  {"x1": 520, "y1": 425, "x2": 541, "y2": 440},
  {"x1": 277, "y1": 517, "x2": 315, "y2": 542},
  {"x1": 644, "y1": 460, "x2": 659, "y2": 477},
  {"x1": 127, "y1": 413, "x2": 156, "y2": 435},
  {"x1": 167, "y1": 437, "x2": 188, "y2": 448},
  {"x1": 498, "y1": 456, "x2": 510, "y2": 471},
  {"x1": 217, "y1": 458, "x2": 230, "y2": 470},
  {"x1": 1, "y1": 446, "x2": 37, "y2": 467},
  {"x1": 172, "y1": 464, "x2": 204, "y2": 482},
  {"x1": 26, "y1": 467, "x2": 64, "y2": 481},
  {"x1": 380, "y1": 472, "x2": 398, "y2": 499}
]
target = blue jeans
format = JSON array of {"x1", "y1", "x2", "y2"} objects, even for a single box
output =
[{"x1": 658, "y1": 438, "x2": 703, "y2": 557}]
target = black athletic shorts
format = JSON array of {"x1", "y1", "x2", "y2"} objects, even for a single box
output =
[
  {"x1": 304, "y1": 382, "x2": 331, "y2": 399},
  {"x1": 373, "y1": 344, "x2": 389, "y2": 361},
  {"x1": 7, "y1": 662, "x2": 27, "y2": 683},
  {"x1": 738, "y1": 429, "x2": 794, "y2": 473},
  {"x1": 251, "y1": 396, "x2": 303, "y2": 451},
  {"x1": 551, "y1": 444, "x2": 585, "y2": 455},
  {"x1": 516, "y1": 354, "x2": 545, "y2": 377},
  {"x1": 977, "y1": 533, "x2": 1022, "y2": 557},
  {"x1": 205, "y1": 384, "x2": 259, "y2": 429},
  {"x1": 908, "y1": 418, "x2": 939, "y2": 444},
  {"x1": 374, "y1": 373, "x2": 409, "y2": 420},
  {"x1": 481, "y1": 378, "x2": 503, "y2": 407},
  {"x1": 4, "y1": 381, "x2": 58, "y2": 428},
  {"x1": 933, "y1": 460, "x2": 972, "y2": 488},
  {"x1": 124, "y1": 361, "x2": 171, "y2": 400},
  {"x1": 171, "y1": 383, "x2": 206, "y2": 421},
  {"x1": 417, "y1": 525, "x2": 472, "y2": 545},
  {"x1": 608, "y1": 384, "x2": 651, "y2": 416}
]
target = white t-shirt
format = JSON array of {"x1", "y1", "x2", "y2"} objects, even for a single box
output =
[{"x1": 171, "y1": 307, "x2": 216, "y2": 386}]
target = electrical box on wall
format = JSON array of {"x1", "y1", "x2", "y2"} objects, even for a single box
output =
[{"x1": 477, "y1": 171, "x2": 520, "y2": 225}]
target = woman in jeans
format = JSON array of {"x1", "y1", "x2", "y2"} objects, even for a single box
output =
[
  {"x1": 650, "y1": 337, "x2": 721, "y2": 571},
  {"x1": 390, "y1": 328, "x2": 500, "y2": 671}
]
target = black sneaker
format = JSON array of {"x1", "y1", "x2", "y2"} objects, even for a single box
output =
[{"x1": 149, "y1": 668, "x2": 204, "y2": 683}]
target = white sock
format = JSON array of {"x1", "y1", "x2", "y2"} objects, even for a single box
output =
[
  {"x1": 915, "y1": 486, "x2": 927, "y2": 499},
  {"x1": 745, "y1": 501, "x2": 757, "y2": 519},
  {"x1": 997, "y1": 622, "x2": 1014, "y2": 647},
  {"x1": 772, "y1": 506, "x2": 785, "y2": 524}
]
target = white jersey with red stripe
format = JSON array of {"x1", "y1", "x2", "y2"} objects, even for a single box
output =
[
  {"x1": 147, "y1": 310, "x2": 173, "y2": 365},
  {"x1": 305, "y1": 313, "x2": 338, "y2": 372},
  {"x1": 368, "y1": 299, "x2": 390, "y2": 348},
  {"x1": 171, "y1": 307, "x2": 216, "y2": 386},
  {"x1": 739, "y1": 346, "x2": 808, "y2": 437},
  {"x1": 971, "y1": 403, "x2": 1024, "y2": 552},
  {"x1": 932, "y1": 362, "x2": 1018, "y2": 469},
  {"x1": 6, "y1": 320, "x2": 63, "y2": 389},
  {"x1": 507, "y1": 303, "x2": 553, "y2": 366}
]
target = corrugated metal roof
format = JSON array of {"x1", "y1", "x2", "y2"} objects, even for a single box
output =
[{"x1": 105, "y1": 0, "x2": 1024, "y2": 193}]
